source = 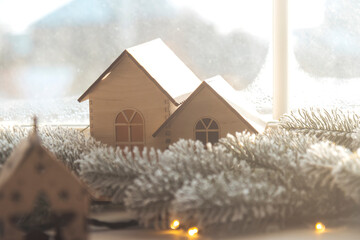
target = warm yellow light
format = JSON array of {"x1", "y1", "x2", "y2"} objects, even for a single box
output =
[
  {"x1": 170, "y1": 220, "x2": 180, "y2": 230},
  {"x1": 188, "y1": 227, "x2": 198, "y2": 236},
  {"x1": 315, "y1": 222, "x2": 325, "y2": 233}
]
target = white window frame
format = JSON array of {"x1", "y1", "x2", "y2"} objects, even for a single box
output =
[{"x1": 273, "y1": 0, "x2": 288, "y2": 120}]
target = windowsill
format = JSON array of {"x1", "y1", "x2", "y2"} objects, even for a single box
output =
[
  {"x1": 89, "y1": 224, "x2": 360, "y2": 240},
  {"x1": 89, "y1": 210, "x2": 360, "y2": 240}
]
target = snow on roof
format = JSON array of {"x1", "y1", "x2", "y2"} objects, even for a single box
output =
[
  {"x1": 153, "y1": 75, "x2": 267, "y2": 137},
  {"x1": 205, "y1": 75, "x2": 267, "y2": 133},
  {"x1": 126, "y1": 39, "x2": 202, "y2": 104},
  {"x1": 78, "y1": 39, "x2": 201, "y2": 104}
]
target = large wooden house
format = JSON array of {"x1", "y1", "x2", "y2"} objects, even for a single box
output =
[{"x1": 78, "y1": 39, "x2": 266, "y2": 150}]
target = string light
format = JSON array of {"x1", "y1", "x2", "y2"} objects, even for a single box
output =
[
  {"x1": 315, "y1": 222, "x2": 325, "y2": 233},
  {"x1": 188, "y1": 227, "x2": 199, "y2": 236},
  {"x1": 170, "y1": 220, "x2": 180, "y2": 230}
]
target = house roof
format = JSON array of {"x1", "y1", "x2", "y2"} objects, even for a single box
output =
[
  {"x1": 78, "y1": 39, "x2": 202, "y2": 105},
  {"x1": 152, "y1": 75, "x2": 267, "y2": 137},
  {"x1": 0, "y1": 134, "x2": 38, "y2": 188},
  {"x1": 0, "y1": 133, "x2": 82, "y2": 190},
  {"x1": 204, "y1": 75, "x2": 267, "y2": 133}
]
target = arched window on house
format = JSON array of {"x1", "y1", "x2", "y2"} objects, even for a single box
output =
[
  {"x1": 115, "y1": 109, "x2": 144, "y2": 151},
  {"x1": 194, "y1": 117, "x2": 219, "y2": 145}
]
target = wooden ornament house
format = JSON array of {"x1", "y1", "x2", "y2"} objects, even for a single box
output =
[
  {"x1": 79, "y1": 38, "x2": 266, "y2": 150},
  {"x1": 0, "y1": 131, "x2": 89, "y2": 240}
]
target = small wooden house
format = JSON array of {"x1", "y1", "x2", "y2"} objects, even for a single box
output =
[
  {"x1": 0, "y1": 133, "x2": 89, "y2": 240},
  {"x1": 79, "y1": 39, "x2": 266, "y2": 150},
  {"x1": 153, "y1": 75, "x2": 266, "y2": 144}
]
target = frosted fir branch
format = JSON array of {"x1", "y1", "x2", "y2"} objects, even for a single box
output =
[
  {"x1": 0, "y1": 126, "x2": 102, "y2": 173},
  {"x1": 300, "y1": 141, "x2": 351, "y2": 190},
  {"x1": 171, "y1": 137, "x2": 358, "y2": 234},
  {"x1": 0, "y1": 126, "x2": 28, "y2": 164},
  {"x1": 124, "y1": 139, "x2": 242, "y2": 229},
  {"x1": 299, "y1": 142, "x2": 356, "y2": 217},
  {"x1": 78, "y1": 146, "x2": 158, "y2": 201},
  {"x1": 333, "y1": 151, "x2": 360, "y2": 204},
  {"x1": 172, "y1": 172, "x2": 294, "y2": 234},
  {"x1": 220, "y1": 129, "x2": 318, "y2": 175},
  {"x1": 2, "y1": 116, "x2": 360, "y2": 234},
  {"x1": 350, "y1": 127, "x2": 360, "y2": 150},
  {"x1": 125, "y1": 131, "x2": 320, "y2": 230},
  {"x1": 280, "y1": 108, "x2": 360, "y2": 133},
  {"x1": 0, "y1": 139, "x2": 15, "y2": 170},
  {"x1": 279, "y1": 108, "x2": 360, "y2": 149},
  {"x1": 40, "y1": 127, "x2": 103, "y2": 173}
]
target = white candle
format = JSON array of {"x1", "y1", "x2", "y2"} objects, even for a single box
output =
[{"x1": 273, "y1": 0, "x2": 288, "y2": 120}]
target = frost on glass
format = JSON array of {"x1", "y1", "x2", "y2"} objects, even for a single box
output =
[
  {"x1": 0, "y1": 0, "x2": 271, "y2": 124},
  {"x1": 243, "y1": 0, "x2": 360, "y2": 114},
  {"x1": 1, "y1": 0, "x2": 359, "y2": 124},
  {"x1": 289, "y1": 0, "x2": 360, "y2": 110}
]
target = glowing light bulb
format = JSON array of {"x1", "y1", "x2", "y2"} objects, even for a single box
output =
[
  {"x1": 188, "y1": 227, "x2": 198, "y2": 236},
  {"x1": 170, "y1": 220, "x2": 180, "y2": 230},
  {"x1": 315, "y1": 222, "x2": 325, "y2": 233}
]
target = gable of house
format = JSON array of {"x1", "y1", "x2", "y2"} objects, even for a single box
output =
[
  {"x1": 204, "y1": 76, "x2": 267, "y2": 133},
  {"x1": 153, "y1": 76, "x2": 266, "y2": 145},
  {"x1": 85, "y1": 52, "x2": 175, "y2": 149},
  {"x1": 78, "y1": 38, "x2": 201, "y2": 105},
  {"x1": 0, "y1": 134, "x2": 88, "y2": 239},
  {"x1": 78, "y1": 39, "x2": 201, "y2": 149},
  {"x1": 0, "y1": 135, "x2": 88, "y2": 211}
]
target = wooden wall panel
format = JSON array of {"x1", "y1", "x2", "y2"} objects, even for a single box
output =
[
  {"x1": 0, "y1": 144, "x2": 88, "y2": 240},
  {"x1": 168, "y1": 87, "x2": 251, "y2": 145},
  {"x1": 89, "y1": 54, "x2": 174, "y2": 150}
]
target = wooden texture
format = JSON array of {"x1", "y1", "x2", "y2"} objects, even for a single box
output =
[
  {"x1": 155, "y1": 82, "x2": 256, "y2": 145},
  {"x1": 204, "y1": 76, "x2": 267, "y2": 133},
  {"x1": 115, "y1": 109, "x2": 145, "y2": 151},
  {"x1": 153, "y1": 77, "x2": 268, "y2": 138},
  {"x1": 89, "y1": 53, "x2": 173, "y2": 150},
  {"x1": 0, "y1": 133, "x2": 89, "y2": 240},
  {"x1": 79, "y1": 39, "x2": 201, "y2": 105},
  {"x1": 80, "y1": 40, "x2": 266, "y2": 150}
]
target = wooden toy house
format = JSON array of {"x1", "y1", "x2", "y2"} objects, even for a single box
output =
[
  {"x1": 0, "y1": 132, "x2": 89, "y2": 240},
  {"x1": 153, "y1": 75, "x2": 266, "y2": 143},
  {"x1": 78, "y1": 39, "x2": 266, "y2": 150}
]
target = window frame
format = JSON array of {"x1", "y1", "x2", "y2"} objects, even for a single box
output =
[
  {"x1": 273, "y1": 0, "x2": 289, "y2": 120},
  {"x1": 114, "y1": 108, "x2": 145, "y2": 150},
  {"x1": 194, "y1": 117, "x2": 220, "y2": 145}
]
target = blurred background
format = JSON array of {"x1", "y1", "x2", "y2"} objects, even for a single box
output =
[{"x1": 0, "y1": 0, "x2": 359, "y2": 124}]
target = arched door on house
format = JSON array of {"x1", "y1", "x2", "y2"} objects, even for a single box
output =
[
  {"x1": 115, "y1": 109, "x2": 144, "y2": 151},
  {"x1": 194, "y1": 117, "x2": 220, "y2": 145}
]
